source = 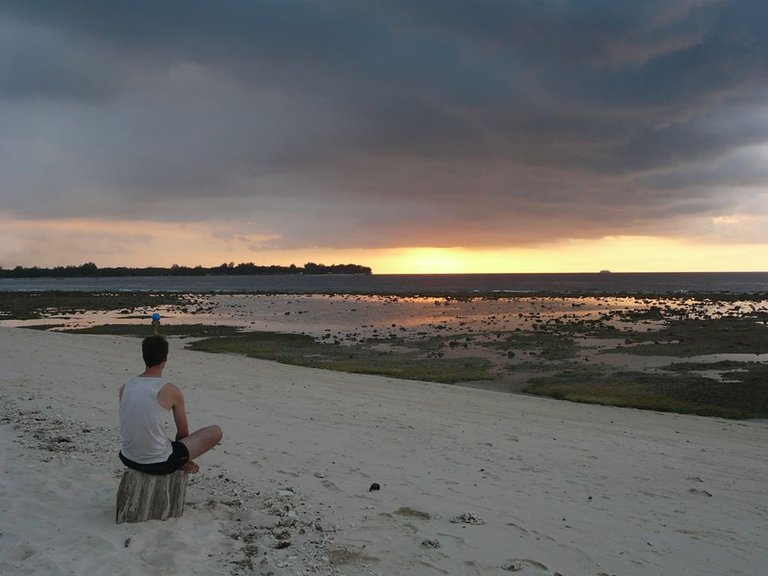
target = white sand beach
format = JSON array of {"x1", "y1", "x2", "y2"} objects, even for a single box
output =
[{"x1": 1, "y1": 326, "x2": 767, "y2": 575}]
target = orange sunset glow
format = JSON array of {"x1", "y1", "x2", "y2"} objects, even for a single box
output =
[{"x1": 2, "y1": 216, "x2": 767, "y2": 274}]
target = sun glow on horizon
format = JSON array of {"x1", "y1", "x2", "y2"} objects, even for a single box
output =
[
  {"x1": 370, "y1": 237, "x2": 768, "y2": 274},
  {"x1": 1, "y1": 216, "x2": 767, "y2": 274}
]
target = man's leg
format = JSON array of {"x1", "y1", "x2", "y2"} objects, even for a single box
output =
[{"x1": 179, "y1": 425, "x2": 223, "y2": 460}]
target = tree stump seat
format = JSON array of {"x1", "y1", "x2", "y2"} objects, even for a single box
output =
[{"x1": 115, "y1": 468, "x2": 188, "y2": 524}]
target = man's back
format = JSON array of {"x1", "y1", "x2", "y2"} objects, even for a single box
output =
[{"x1": 119, "y1": 376, "x2": 172, "y2": 464}]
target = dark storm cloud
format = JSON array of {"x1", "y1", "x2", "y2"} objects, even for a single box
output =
[{"x1": 1, "y1": 0, "x2": 767, "y2": 248}]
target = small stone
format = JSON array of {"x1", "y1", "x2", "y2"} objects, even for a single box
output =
[
  {"x1": 275, "y1": 540, "x2": 291, "y2": 549},
  {"x1": 421, "y1": 539, "x2": 441, "y2": 548},
  {"x1": 369, "y1": 483, "x2": 381, "y2": 492}
]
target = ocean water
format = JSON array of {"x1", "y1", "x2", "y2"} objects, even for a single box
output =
[{"x1": 0, "y1": 272, "x2": 767, "y2": 295}]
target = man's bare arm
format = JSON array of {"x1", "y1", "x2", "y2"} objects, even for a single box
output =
[{"x1": 158, "y1": 382, "x2": 190, "y2": 441}]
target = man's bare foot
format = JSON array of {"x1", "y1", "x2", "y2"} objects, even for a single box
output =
[{"x1": 183, "y1": 461, "x2": 200, "y2": 474}]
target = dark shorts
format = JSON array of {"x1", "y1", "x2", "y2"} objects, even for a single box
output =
[{"x1": 119, "y1": 441, "x2": 190, "y2": 475}]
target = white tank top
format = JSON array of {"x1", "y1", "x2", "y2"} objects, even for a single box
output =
[{"x1": 119, "y1": 376, "x2": 173, "y2": 464}]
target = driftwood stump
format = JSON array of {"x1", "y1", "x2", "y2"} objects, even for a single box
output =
[{"x1": 115, "y1": 469, "x2": 188, "y2": 524}]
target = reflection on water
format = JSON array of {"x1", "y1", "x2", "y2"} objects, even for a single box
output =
[
  {"x1": 3, "y1": 293, "x2": 767, "y2": 386},
  {"x1": 3, "y1": 293, "x2": 767, "y2": 338}
]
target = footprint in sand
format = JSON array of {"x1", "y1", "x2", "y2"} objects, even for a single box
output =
[
  {"x1": 688, "y1": 487, "x2": 713, "y2": 497},
  {"x1": 418, "y1": 559, "x2": 450, "y2": 574},
  {"x1": 5, "y1": 543, "x2": 36, "y2": 562},
  {"x1": 501, "y1": 558, "x2": 549, "y2": 573},
  {"x1": 326, "y1": 546, "x2": 379, "y2": 567},
  {"x1": 393, "y1": 506, "x2": 431, "y2": 520},
  {"x1": 320, "y1": 479, "x2": 343, "y2": 492},
  {"x1": 435, "y1": 532, "x2": 466, "y2": 545}
]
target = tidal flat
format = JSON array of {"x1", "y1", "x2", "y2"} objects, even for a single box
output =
[{"x1": 2, "y1": 291, "x2": 767, "y2": 418}]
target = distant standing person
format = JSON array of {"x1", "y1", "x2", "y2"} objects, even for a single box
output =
[{"x1": 119, "y1": 335, "x2": 222, "y2": 474}]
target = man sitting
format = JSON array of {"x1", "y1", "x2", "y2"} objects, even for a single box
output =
[{"x1": 119, "y1": 335, "x2": 222, "y2": 474}]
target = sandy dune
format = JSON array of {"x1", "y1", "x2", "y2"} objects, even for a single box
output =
[{"x1": 1, "y1": 326, "x2": 766, "y2": 575}]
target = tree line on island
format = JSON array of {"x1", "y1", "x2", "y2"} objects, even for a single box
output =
[{"x1": 0, "y1": 261, "x2": 373, "y2": 278}]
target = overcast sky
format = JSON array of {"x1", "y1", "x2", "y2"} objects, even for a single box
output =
[{"x1": 1, "y1": 1, "x2": 767, "y2": 269}]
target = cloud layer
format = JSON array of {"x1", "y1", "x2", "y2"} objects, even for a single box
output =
[{"x1": 1, "y1": 0, "x2": 767, "y2": 251}]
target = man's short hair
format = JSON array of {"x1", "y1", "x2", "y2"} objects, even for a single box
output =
[{"x1": 142, "y1": 335, "x2": 168, "y2": 367}]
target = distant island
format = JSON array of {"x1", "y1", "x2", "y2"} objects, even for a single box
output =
[{"x1": 0, "y1": 261, "x2": 372, "y2": 278}]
